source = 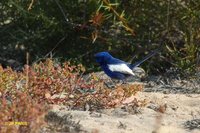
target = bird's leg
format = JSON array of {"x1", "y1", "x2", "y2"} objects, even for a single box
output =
[
  {"x1": 122, "y1": 79, "x2": 126, "y2": 84},
  {"x1": 104, "y1": 79, "x2": 116, "y2": 89},
  {"x1": 104, "y1": 82, "x2": 115, "y2": 89},
  {"x1": 114, "y1": 79, "x2": 126, "y2": 86}
]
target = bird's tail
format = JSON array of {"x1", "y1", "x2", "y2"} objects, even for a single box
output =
[{"x1": 129, "y1": 49, "x2": 159, "y2": 69}]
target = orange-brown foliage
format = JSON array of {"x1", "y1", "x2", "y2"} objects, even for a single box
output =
[{"x1": 0, "y1": 59, "x2": 144, "y2": 132}]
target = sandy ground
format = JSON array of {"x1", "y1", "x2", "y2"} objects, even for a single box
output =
[
  {"x1": 42, "y1": 72, "x2": 200, "y2": 133},
  {"x1": 44, "y1": 91, "x2": 200, "y2": 133}
]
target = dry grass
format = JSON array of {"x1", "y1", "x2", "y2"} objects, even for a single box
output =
[{"x1": 0, "y1": 59, "x2": 144, "y2": 132}]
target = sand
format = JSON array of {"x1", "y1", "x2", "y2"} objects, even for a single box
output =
[{"x1": 44, "y1": 91, "x2": 200, "y2": 133}]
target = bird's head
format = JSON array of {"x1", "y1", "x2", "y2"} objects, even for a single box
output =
[{"x1": 94, "y1": 52, "x2": 112, "y2": 64}]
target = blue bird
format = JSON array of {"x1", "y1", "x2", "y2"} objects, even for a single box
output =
[{"x1": 95, "y1": 51, "x2": 157, "y2": 80}]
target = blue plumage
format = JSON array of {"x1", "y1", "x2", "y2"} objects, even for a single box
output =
[{"x1": 95, "y1": 51, "x2": 157, "y2": 80}]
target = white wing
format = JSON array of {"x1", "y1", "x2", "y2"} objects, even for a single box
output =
[{"x1": 108, "y1": 64, "x2": 135, "y2": 76}]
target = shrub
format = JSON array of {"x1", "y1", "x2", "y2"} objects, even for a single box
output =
[{"x1": 0, "y1": 59, "x2": 145, "y2": 132}]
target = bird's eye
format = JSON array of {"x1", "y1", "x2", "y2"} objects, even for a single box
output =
[{"x1": 95, "y1": 56, "x2": 103, "y2": 63}]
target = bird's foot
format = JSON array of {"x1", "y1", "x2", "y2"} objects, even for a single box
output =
[{"x1": 104, "y1": 82, "x2": 116, "y2": 89}]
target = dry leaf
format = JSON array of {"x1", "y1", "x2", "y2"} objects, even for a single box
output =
[{"x1": 45, "y1": 93, "x2": 51, "y2": 99}]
